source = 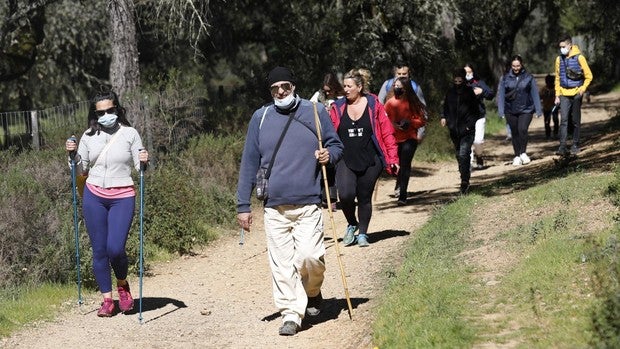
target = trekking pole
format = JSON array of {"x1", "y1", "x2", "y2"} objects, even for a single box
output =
[
  {"x1": 313, "y1": 103, "x2": 354, "y2": 320},
  {"x1": 68, "y1": 136, "x2": 83, "y2": 306},
  {"x1": 138, "y1": 152, "x2": 147, "y2": 324}
]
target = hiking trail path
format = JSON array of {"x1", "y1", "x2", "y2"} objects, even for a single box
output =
[{"x1": 2, "y1": 91, "x2": 618, "y2": 349}]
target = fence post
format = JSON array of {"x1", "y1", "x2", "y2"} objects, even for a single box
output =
[{"x1": 31, "y1": 111, "x2": 40, "y2": 150}]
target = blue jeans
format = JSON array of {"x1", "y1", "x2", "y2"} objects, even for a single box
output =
[
  {"x1": 82, "y1": 185, "x2": 135, "y2": 293},
  {"x1": 559, "y1": 94, "x2": 583, "y2": 147},
  {"x1": 450, "y1": 132, "x2": 474, "y2": 184}
]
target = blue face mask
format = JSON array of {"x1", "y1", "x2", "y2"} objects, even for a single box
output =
[{"x1": 98, "y1": 113, "x2": 118, "y2": 128}]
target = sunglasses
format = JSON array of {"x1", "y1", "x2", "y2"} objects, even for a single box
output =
[
  {"x1": 95, "y1": 107, "x2": 117, "y2": 117},
  {"x1": 270, "y1": 83, "x2": 293, "y2": 96}
]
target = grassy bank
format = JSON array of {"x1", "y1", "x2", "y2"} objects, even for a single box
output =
[{"x1": 373, "y1": 169, "x2": 619, "y2": 348}]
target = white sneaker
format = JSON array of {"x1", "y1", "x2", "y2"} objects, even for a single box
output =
[
  {"x1": 512, "y1": 156, "x2": 522, "y2": 166},
  {"x1": 519, "y1": 153, "x2": 531, "y2": 164}
]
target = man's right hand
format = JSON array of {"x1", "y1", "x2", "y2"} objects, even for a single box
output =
[
  {"x1": 237, "y1": 212, "x2": 252, "y2": 232},
  {"x1": 554, "y1": 96, "x2": 560, "y2": 105}
]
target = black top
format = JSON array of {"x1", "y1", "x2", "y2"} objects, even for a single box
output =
[{"x1": 338, "y1": 105, "x2": 375, "y2": 171}]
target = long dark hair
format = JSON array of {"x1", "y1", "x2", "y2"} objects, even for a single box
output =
[
  {"x1": 86, "y1": 89, "x2": 131, "y2": 136},
  {"x1": 396, "y1": 77, "x2": 424, "y2": 116},
  {"x1": 322, "y1": 72, "x2": 345, "y2": 97},
  {"x1": 464, "y1": 62, "x2": 479, "y2": 81}
]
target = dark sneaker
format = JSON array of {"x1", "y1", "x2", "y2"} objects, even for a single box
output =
[
  {"x1": 97, "y1": 298, "x2": 116, "y2": 317},
  {"x1": 460, "y1": 181, "x2": 470, "y2": 195},
  {"x1": 357, "y1": 234, "x2": 370, "y2": 247},
  {"x1": 556, "y1": 145, "x2": 568, "y2": 156},
  {"x1": 570, "y1": 145, "x2": 580, "y2": 155},
  {"x1": 278, "y1": 321, "x2": 299, "y2": 336},
  {"x1": 397, "y1": 198, "x2": 407, "y2": 206},
  {"x1": 306, "y1": 292, "x2": 322, "y2": 317},
  {"x1": 117, "y1": 283, "x2": 134, "y2": 312},
  {"x1": 476, "y1": 155, "x2": 484, "y2": 169},
  {"x1": 342, "y1": 225, "x2": 358, "y2": 246}
]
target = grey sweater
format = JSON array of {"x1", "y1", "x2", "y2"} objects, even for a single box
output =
[{"x1": 73, "y1": 125, "x2": 144, "y2": 188}]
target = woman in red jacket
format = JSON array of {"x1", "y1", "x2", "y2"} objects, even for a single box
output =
[
  {"x1": 384, "y1": 77, "x2": 426, "y2": 206},
  {"x1": 329, "y1": 69, "x2": 399, "y2": 247}
]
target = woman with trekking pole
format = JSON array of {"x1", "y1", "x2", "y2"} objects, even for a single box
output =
[{"x1": 65, "y1": 89, "x2": 148, "y2": 317}]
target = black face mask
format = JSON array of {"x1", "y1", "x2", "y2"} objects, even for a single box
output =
[{"x1": 394, "y1": 87, "x2": 404, "y2": 96}]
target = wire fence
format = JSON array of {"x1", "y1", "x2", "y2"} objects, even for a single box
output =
[
  {"x1": 0, "y1": 99, "x2": 208, "y2": 153},
  {"x1": 1, "y1": 101, "x2": 89, "y2": 150}
]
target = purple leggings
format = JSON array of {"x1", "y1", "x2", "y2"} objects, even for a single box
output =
[{"x1": 82, "y1": 185, "x2": 135, "y2": 293}]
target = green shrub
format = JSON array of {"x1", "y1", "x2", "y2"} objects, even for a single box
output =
[
  {"x1": 0, "y1": 149, "x2": 79, "y2": 288},
  {"x1": 589, "y1": 165, "x2": 620, "y2": 347}
]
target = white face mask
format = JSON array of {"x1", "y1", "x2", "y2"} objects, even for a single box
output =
[
  {"x1": 465, "y1": 73, "x2": 474, "y2": 81},
  {"x1": 274, "y1": 93, "x2": 296, "y2": 110},
  {"x1": 560, "y1": 47, "x2": 570, "y2": 56},
  {"x1": 98, "y1": 113, "x2": 118, "y2": 128}
]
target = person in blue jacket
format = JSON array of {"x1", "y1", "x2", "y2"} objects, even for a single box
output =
[
  {"x1": 497, "y1": 55, "x2": 543, "y2": 166},
  {"x1": 236, "y1": 67, "x2": 343, "y2": 336}
]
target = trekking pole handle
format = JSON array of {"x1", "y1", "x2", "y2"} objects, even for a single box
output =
[
  {"x1": 139, "y1": 148, "x2": 148, "y2": 172},
  {"x1": 67, "y1": 136, "x2": 77, "y2": 160}
]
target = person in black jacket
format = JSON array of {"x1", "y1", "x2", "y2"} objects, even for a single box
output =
[
  {"x1": 497, "y1": 55, "x2": 543, "y2": 165},
  {"x1": 441, "y1": 68, "x2": 482, "y2": 194}
]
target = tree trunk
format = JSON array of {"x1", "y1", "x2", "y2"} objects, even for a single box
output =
[{"x1": 108, "y1": 0, "x2": 140, "y2": 121}]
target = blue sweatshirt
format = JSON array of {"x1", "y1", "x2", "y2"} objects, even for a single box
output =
[{"x1": 236, "y1": 98, "x2": 344, "y2": 213}]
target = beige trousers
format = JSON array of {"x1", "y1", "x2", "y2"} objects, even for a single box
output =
[{"x1": 264, "y1": 204, "x2": 326, "y2": 326}]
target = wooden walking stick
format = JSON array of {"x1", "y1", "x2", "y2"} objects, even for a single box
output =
[{"x1": 313, "y1": 102, "x2": 354, "y2": 320}]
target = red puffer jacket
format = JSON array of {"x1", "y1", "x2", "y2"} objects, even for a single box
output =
[{"x1": 329, "y1": 93, "x2": 399, "y2": 174}]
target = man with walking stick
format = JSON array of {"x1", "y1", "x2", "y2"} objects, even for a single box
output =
[{"x1": 236, "y1": 67, "x2": 343, "y2": 336}]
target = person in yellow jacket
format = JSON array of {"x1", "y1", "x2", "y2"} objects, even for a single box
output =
[{"x1": 554, "y1": 34, "x2": 593, "y2": 155}]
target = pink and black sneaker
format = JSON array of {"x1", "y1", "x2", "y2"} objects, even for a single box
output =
[
  {"x1": 97, "y1": 298, "x2": 116, "y2": 317},
  {"x1": 117, "y1": 283, "x2": 134, "y2": 313}
]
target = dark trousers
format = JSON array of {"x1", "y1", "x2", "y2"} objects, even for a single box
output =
[
  {"x1": 450, "y1": 132, "x2": 474, "y2": 184},
  {"x1": 335, "y1": 157, "x2": 383, "y2": 235},
  {"x1": 543, "y1": 108, "x2": 559, "y2": 139},
  {"x1": 320, "y1": 166, "x2": 337, "y2": 204},
  {"x1": 559, "y1": 94, "x2": 583, "y2": 147},
  {"x1": 506, "y1": 113, "x2": 533, "y2": 156},
  {"x1": 395, "y1": 138, "x2": 418, "y2": 201}
]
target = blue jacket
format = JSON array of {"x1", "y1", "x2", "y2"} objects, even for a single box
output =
[
  {"x1": 236, "y1": 98, "x2": 343, "y2": 213},
  {"x1": 497, "y1": 69, "x2": 542, "y2": 116}
]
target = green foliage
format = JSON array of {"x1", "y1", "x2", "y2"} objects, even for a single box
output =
[
  {"x1": 415, "y1": 119, "x2": 454, "y2": 162},
  {"x1": 0, "y1": 149, "x2": 77, "y2": 289},
  {"x1": 373, "y1": 198, "x2": 477, "y2": 348},
  {"x1": 373, "y1": 171, "x2": 617, "y2": 347},
  {"x1": 588, "y1": 165, "x2": 620, "y2": 348},
  {"x1": 140, "y1": 164, "x2": 218, "y2": 255},
  {"x1": 0, "y1": 283, "x2": 76, "y2": 337}
]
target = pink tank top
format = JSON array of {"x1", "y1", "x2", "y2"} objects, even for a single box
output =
[{"x1": 86, "y1": 183, "x2": 136, "y2": 199}]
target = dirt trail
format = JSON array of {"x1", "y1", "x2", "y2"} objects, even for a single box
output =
[{"x1": 2, "y1": 92, "x2": 617, "y2": 349}]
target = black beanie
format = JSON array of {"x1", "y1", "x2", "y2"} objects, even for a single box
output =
[{"x1": 267, "y1": 66, "x2": 296, "y2": 86}]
